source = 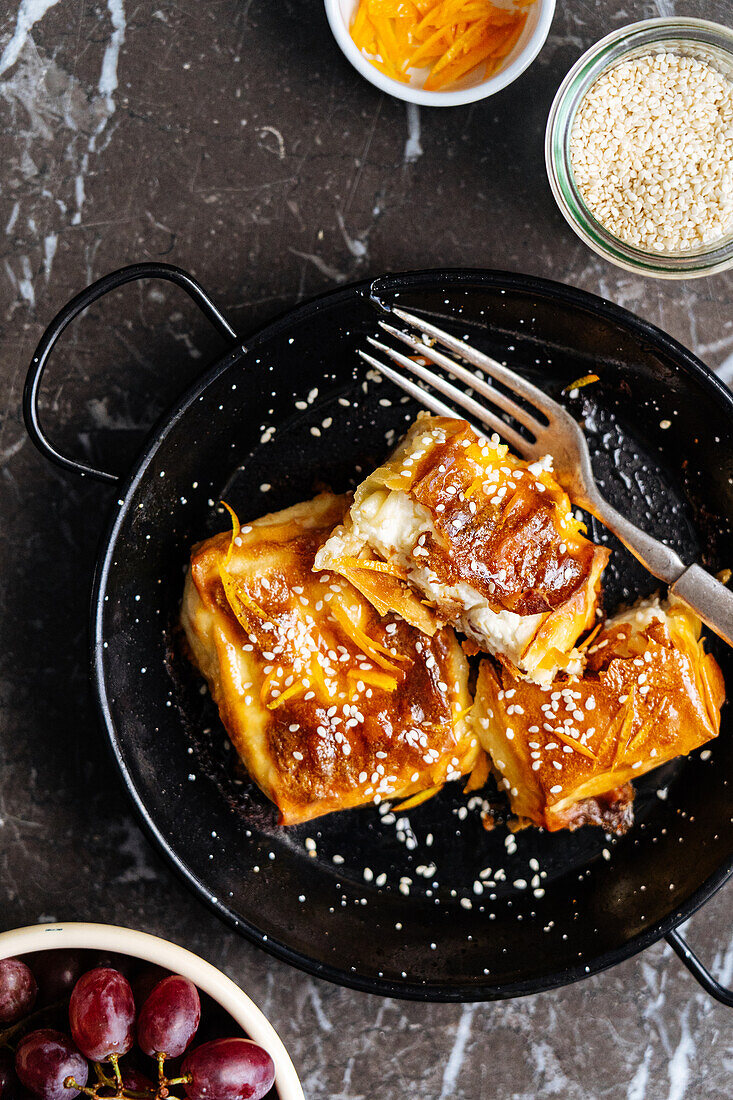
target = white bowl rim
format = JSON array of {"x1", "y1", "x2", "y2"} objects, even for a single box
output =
[
  {"x1": 324, "y1": 0, "x2": 556, "y2": 105},
  {"x1": 0, "y1": 923, "x2": 304, "y2": 1100}
]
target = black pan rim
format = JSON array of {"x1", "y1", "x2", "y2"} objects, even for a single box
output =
[{"x1": 90, "y1": 266, "x2": 733, "y2": 1001}]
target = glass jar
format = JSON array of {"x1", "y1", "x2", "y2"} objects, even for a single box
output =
[{"x1": 545, "y1": 18, "x2": 733, "y2": 279}]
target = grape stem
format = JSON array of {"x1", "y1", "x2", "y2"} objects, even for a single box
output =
[
  {"x1": 154, "y1": 1060, "x2": 192, "y2": 1099},
  {"x1": 156, "y1": 1051, "x2": 177, "y2": 1097},
  {"x1": 65, "y1": 1073, "x2": 154, "y2": 1100},
  {"x1": 65, "y1": 1078, "x2": 105, "y2": 1099},
  {"x1": 63, "y1": 1054, "x2": 191, "y2": 1100},
  {"x1": 0, "y1": 999, "x2": 67, "y2": 1049},
  {"x1": 108, "y1": 1054, "x2": 123, "y2": 1088},
  {"x1": 93, "y1": 1064, "x2": 115, "y2": 1089},
  {"x1": 65, "y1": 1075, "x2": 155, "y2": 1100}
]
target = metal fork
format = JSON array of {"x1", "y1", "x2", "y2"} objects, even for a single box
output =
[{"x1": 359, "y1": 305, "x2": 733, "y2": 648}]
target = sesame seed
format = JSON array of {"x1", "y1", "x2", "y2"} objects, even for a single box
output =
[{"x1": 571, "y1": 53, "x2": 733, "y2": 253}]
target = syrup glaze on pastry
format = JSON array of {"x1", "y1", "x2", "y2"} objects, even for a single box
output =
[
  {"x1": 472, "y1": 597, "x2": 725, "y2": 833},
  {"x1": 316, "y1": 414, "x2": 609, "y2": 684},
  {"x1": 182, "y1": 416, "x2": 725, "y2": 837},
  {"x1": 181, "y1": 492, "x2": 480, "y2": 825}
]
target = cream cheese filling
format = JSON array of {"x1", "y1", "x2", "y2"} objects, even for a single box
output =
[{"x1": 350, "y1": 488, "x2": 547, "y2": 669}]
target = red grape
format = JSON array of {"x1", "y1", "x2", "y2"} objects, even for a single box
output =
[
  {"x1": 0, "y1": 959, "x2": 37, "y2": 1024},
  {"x1": 26, "y1": 950, "x2": 83, "y2": 1007},
  {"x1": 68, "y1": 968, "x2": 135, "y2": 1062},
  {"x1": 131, "y1": 965, "x2": 169, "y2": 1011},
  {"x1": 14, "y1": 1030, "x2": 87, "y2": 1100},
  {"x1": 182, "y1": 1039, "x2": 275, "y2": 1100},
  {"x1": 88, "y1": 956, "x2": 135, "y2": 982},
  {"x1": 119, "y1": 1069, "x2": 154, "y2": 1092},
  {"x1": 137, "y1": 976, "x2": 200, "y2": 1058},
  {"x1": 26, "y1": 952, "x2": 83, "y2": 1008}
]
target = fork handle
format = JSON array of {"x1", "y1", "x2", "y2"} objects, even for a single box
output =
[
  {"x1": 669, "y1": 564, "x2": 733, "y2": 648},
  {"x1": 583, "y1": 492, "x2": 733, "y2": 647},
  {"x1": 583, "y1": 491, "x2": 686, "y2": 584}
]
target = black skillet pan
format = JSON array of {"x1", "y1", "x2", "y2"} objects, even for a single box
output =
[{"x1": 24, "y1": 262, "x2": 733, "y2": 1004}]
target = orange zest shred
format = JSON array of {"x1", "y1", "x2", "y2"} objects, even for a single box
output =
[
  {"x1": 579, "y1": 622, "x2": 603, "y2": 651},
  {"x1": 329, "y1": 555, "x2": 407, "y2": 579},
  {"x1": 563, "y1": 373, "x2": 600, "y2": 393},
  {"x1": 266, "y1": 681, "x2": 306, "y2": 710},
  {"x1": 309, "y1": 652, "x2": 330, "y2": 695},
  {"x1": 464, "y1": 476, "x2": 484, "y2": 500},
  {"x1": 549, "y1": 727, "x2": 599, "y2": 762},
  {"x1": 330, "y1": 601, "x2": 409, "y2": 672},
  {"x1": 259, "y1": 668, "x2": 280, "y2": 704},
  {"x1": 346, "y1": 667, "x2": 399, "y2": 692},
  {"x1": 220, "y1": 501, "x2": 240, "y2": 568},
  {"x1": 350, "y1": 0, "x2": 533, "y2": 92},
  {"x1": 217, "y1": 562, "x2": 271, "y2": 627},
  {"x1": 217, "y1": 502, "x2": 273, "y2": 625},
  {"x1": 224, "y1": 577, "x2": 271, "y2": 624},
  {"x1": 466, "y1": 438, "x2": 508, "y2": 465},
  {"x1": 396, "y1": 783, "x2": 444, "y2": 810}
]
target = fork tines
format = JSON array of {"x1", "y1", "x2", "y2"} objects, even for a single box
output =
[{"x1": 358, "y1": 306, "x2": 556, "y2": 459}]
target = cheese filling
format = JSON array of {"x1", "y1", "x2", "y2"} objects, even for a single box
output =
[{"x1": 348, "y1": 487, "x2": 548, "y2": 670}]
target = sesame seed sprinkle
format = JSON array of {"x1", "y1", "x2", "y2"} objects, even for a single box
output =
[{"x1": 571, "y1": 52, "x2": 733, "y2": 253}]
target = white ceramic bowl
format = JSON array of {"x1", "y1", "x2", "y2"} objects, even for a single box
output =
[
  {"x1": 324, "y1": 0, "x2": 555, "y2": 105},
  {"x1": 0, "y1": 923, "x2": 303, "y2": 1100}
]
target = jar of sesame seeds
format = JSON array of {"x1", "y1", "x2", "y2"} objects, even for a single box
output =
[{"x1": 545, "y1": 18, "x2": 733, "y2": 278}]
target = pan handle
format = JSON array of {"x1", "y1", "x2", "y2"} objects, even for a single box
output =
[
  {"x1": 23, "y1": 262, "x2": 239, "y2": 484},
  {"x1": 666, "y1": 927, "x2": 733, "y2": 1007}
]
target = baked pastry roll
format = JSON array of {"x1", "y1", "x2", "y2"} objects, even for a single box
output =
[
  {"x1": 316, "y1": 414, "x2": 609, "y2": 684},
  {"x1": 181, "y1": 492, "x2": 480, "y2": 825},
  {"x1": 472, "y1": 596, "x2": 725, "y2": 833}
]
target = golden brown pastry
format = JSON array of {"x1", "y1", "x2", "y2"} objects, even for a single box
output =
[
  {"x1": 472, "y1": 597, "x2": 725, "y2": 833},
  {"x1": 181, "y1": 492, "x2": 481, "y2": 825},
  {"x1": 316, "y1": 413, "x2": 609, "y2": 684}
]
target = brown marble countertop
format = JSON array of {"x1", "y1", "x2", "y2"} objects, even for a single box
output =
[{"x1": 1, "y1": 1, "x2": 732, "y2": 1097}]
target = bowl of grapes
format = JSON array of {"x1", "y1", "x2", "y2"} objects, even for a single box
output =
[{"x1": 0, "y1": 923, "x2": 303, "y2": 1100}]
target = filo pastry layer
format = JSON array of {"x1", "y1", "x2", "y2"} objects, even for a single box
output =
[
  {"x1": 316, "y1": 414, "x2": 609, "y2": 683},
  {"x1": 181, "y1": 492, "x2": 482, "y2": 825},
  {"x1": 471, "y1": 596, "x2": 725, "y2": 833}
]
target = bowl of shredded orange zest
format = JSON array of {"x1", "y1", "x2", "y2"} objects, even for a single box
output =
[{"x1": 349, "y1": 0, "x2": 535, "y2": 91}]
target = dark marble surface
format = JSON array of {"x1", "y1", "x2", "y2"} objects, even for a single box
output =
[{"x1": 1, "y1": 1, "x2": 732, "y2": 1097}]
